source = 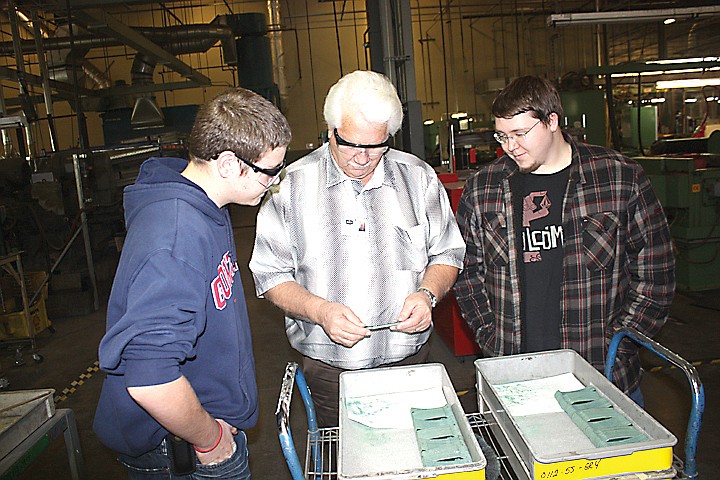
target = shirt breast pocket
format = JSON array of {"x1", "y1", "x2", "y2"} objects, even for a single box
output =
[
  {"x1": 583, "y1": 212, "x2": 619, "y2": 271},
  {"x1": 481, "y1": 212, "x2": 509, "y2": 267},
  {"x1": 393, "y1": 224, "x2": 428, "y2": 272}
]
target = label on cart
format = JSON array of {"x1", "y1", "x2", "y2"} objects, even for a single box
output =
[
  {"x1": 435, "y1": 471, "x2": 486, "y2": 479},
  {"x1": 533, "y1": 446, "x2": 673, "y2": 479}
]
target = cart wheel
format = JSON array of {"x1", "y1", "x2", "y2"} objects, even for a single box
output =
[
  {"x1": 32, "y1": 353, "x2": 44, "y2": 363},
  {"x1": 0, "y1": 378, "x2": 9, "y2": 389}
]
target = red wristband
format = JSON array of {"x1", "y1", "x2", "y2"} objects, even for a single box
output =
[{"x1": 193, "y1": 420, "x2": 223, "y2": 453}]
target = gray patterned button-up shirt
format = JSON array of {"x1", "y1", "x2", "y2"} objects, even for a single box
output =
[{"x1": 250, "y1": 144, "x2": 465, "y2": 369}]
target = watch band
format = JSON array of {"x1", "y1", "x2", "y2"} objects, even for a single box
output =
[{"x1": 417, "y1": 287, "x2": 437, "y2": 308}]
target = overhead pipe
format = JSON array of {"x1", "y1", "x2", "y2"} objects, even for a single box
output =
[
  {"x1": 267, "y1": 0, "x2": 288, "y2": 102},
  {"x1": 82, "y1": 60, "x2": 111, "y2": 89},
  {"x1": 63, "y1": 0, "x2": 90, "y2": 151},
  {"x1": 30, "y1": 10, "x2": 59, "y2": 152},
  {"x1": 7, "y1": 0, "x2": 36, "y2": 166},
  {"x1": 0, "y1": 23, "x2": 233, "y2": 57}
]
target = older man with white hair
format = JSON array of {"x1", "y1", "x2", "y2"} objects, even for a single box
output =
[{"x1": 250, "y1": 70, "x2": 465, "y2": 427}]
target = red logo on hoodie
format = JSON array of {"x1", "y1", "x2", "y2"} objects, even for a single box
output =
[{"x1": 211, "y1": 252, "x2": 238, "y2": 310}]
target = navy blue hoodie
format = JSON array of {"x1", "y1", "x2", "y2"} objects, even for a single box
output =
[{"x1": 93, "y1": 157, "x2": 258, "y2": 456}]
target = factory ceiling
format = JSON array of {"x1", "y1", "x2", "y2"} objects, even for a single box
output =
[
  {"x1": 3, "y1": 1, "x2": 719, "y2": 89},
  {"x1": 14, "y1": 1, "x2": 720, "y2": 24}
]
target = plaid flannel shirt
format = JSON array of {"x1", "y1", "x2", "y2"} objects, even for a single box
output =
[{"x1": 454, "y1": 135, "x2": 675, "y2": 393}]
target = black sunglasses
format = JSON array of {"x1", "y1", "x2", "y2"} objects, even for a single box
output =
[
  {"x1": 333, "y1": 128, "x2": 389, "y2": 150},
  {"x1": 211, "y1": 152, "x2": 286, "y2": 177}
]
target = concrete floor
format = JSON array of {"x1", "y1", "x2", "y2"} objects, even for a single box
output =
[{"x1": 1, "y1": 205, "x2": 718, "y2": 479}]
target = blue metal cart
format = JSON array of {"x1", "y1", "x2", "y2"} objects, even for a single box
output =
[{"x1": 276, "y1": 327, "x2": 704, "y2": 479}]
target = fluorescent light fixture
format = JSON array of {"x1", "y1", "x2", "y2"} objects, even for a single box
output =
[
  {"x1": 656, "y1": 78, "x2": 720, "y2": 89},
  {"x1": 450, "y1": 112, "x2": 468, "y2": 119},
  {"x1": 423, "y1": 119, "x2": 435, "y2": 125},
  {"x1": 609, "y1": 67, "x2": 720, "y2": 78},
  {"x1": 663, "y1": 18, "x2": 676, "y2": 25},
  {"x1": 548, "y1": 6, "x2": 720, "y2": 27},
  {"x1": 685, "y1": 98, "x2": 698, "y2": 103},
  {"x1": 650, "y1": 98, "x2": 666, "y2": 103},
  {"x1": 649, "y1": 57, "x2": 719, "y2": 65}
]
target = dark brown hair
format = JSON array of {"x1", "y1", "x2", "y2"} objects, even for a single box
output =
[
  {"x1": 188, "y1": 88, "x2": 291, "y2": 163},
  {"x1": 491, "y1": 76, "x2": 563, "y2": 123}
]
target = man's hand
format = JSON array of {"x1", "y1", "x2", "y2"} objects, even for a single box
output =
[
  {"x1": 316, "y1": 301, "x2": 369, "y2": 347},
  {"x1": 195, "y1": 419, "x2": 238, "y2": 465},
  {"x1": 392, "y1": 291, "x2": 432, "y2": 334}
]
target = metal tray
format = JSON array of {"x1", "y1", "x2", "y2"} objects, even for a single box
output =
[
  {"x1": 0, "y1": 389, "x2": 55, "y2": 460},
  {"x1": 339, "y1": 363, "x2": 486, "y2": 479},
  {"x1": 475, "y1": 350, "x2": 676, "y2": 480}
]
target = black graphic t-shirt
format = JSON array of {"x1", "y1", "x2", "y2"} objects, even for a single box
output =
[{"x1": 516, "y1": 165, "x2": 570, "y2": 353}]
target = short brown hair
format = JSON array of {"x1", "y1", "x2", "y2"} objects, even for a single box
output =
[
  {"x1": 491, "y1": 76, "x2": 563, "y2": 123},
  {"x1": 188, "y1": 88, "x2": 291, "y2": 162}
]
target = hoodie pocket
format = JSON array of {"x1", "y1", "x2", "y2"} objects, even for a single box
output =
[{"x1": 583, "y1": 212, "x2": 619, "y2": 271}]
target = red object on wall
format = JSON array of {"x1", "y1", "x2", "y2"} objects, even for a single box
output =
[{"x1": 434, "y1": 176, "x2": 482, "y2": 357}]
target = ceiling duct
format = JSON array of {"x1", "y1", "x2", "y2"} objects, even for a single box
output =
[
  {"x1": 0, "y1": 16, "x2": 235, "y2": 111},
  {"x1": 127, "y1": 19, "x2": 236, "y2": 129},
  {"x1": 130, "y1": 96, "x2": 164, "y2": 129},
  {"x1": 129, "y1": 53, "x2": 163, "y2": 128}
]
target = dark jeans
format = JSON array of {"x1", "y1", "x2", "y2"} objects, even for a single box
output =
[
  {"x1": 302, "y1": 341, "x2": 432, "y2": 428},
  {"x1": 117, "y1": 431, "x2": 250, "y2": 480},
  {"x1": 628, "y1": 386, "x2": 644, "y2": 408}
]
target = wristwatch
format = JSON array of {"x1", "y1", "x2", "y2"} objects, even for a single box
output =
[{"x1": 417, "y1": 287, "x2": 437, "y2": 308}]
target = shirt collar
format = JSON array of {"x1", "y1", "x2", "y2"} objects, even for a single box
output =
[
  {"x1": 323, "y1": 143, "x2": 397, "y2": 191},
  {"x1": 562, "y1": 131, "x2": 585, "y2": 185}
]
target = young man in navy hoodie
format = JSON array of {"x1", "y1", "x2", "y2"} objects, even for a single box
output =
[{"x1": 94, "y1": 88, "x2": 291, "y2": 478}]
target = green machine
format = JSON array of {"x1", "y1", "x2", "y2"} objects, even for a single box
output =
[
  {"x1": 621, "y1": 106, "x2": 658, "y2": 153},
  {"x1": 560, "y1": 89, "x2": 607, "y2": 146},
  {"x1": 635, "y1": 153, "x2": 720, "y2": 291}
]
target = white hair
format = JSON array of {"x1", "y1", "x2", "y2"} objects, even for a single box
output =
[{"x1": 323, "y1": 70, "x2": 404, "y2": 135}]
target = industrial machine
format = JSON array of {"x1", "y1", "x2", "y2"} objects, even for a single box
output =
[
  {"x1": 0, "y1": 138, "x2": 179, "y2": 317},
  {"x1": 560, "y1": 87, "x2": 607, "y2": 146},
  {"x1": 634, "y1": 132, "x2": 720, "y2": 291}
]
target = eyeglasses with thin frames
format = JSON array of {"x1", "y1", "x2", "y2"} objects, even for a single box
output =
[
  {"x1": 493, "y1": 119, "x2": 543, "y2": 145},
  {"x1": 333, "y1": 128, "x2": 389, "y2": 160},
  {"x1": 211, "y1": 152, "x2": 286, "y2": 187}
]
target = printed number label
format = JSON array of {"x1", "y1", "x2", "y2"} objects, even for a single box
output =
[
  {"x1": 539, "y1": 460, "x2": 601, "y2": 478},
  {"x1": 692, "y1": 183, "x2": 701, "y2": 193}
]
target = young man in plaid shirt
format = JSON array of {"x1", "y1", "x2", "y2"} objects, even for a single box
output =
[{"x1": 454, "y1": 76, "x2": 675, "y2": 405}]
